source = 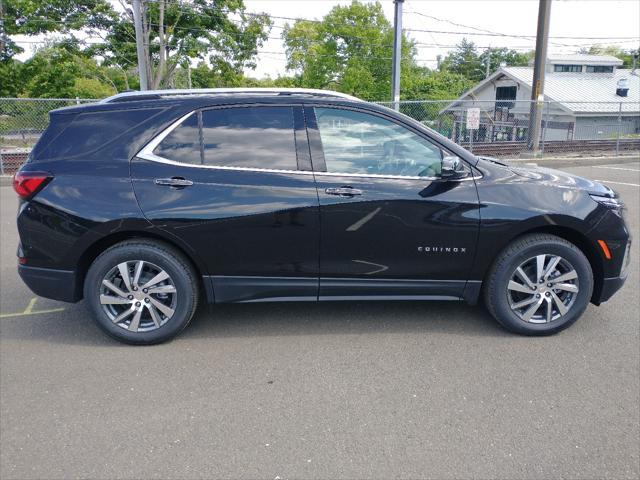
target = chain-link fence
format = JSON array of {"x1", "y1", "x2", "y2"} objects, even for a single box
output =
[
  {"x1": 376, "y1": 99, "x2": 640, "y2": 158},
  {"x1": 1, "y1": 98, "x2": 96, "y2": 174},
  {"x1": 1, "y1": 97, "x2": 639, "y2": 174}
]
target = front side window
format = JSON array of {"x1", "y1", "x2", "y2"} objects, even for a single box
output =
[
  {"x1": 201, "y1": 106, "x2": 297, "y2": 170},
  {"x1": 315, "y1": 108, "x2": 444, "y2": 177}
]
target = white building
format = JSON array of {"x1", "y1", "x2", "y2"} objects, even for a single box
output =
[{"x1": 441, "y1": 54, "x2": 640, "y2": 142}]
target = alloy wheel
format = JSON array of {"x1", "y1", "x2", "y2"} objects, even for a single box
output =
[
  {"x1": 99, "y1": 260, "x2": 177, "y2": 332},
  {"x1": 507, "y1": 254, "x2": 579, "y2": 324}
]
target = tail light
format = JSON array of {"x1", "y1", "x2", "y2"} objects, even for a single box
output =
[{"x1": 12, "y1": 171, "x2": 52, "y2": 200}]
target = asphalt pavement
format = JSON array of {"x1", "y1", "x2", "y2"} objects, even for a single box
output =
[{"x1": 1, "y1": 161, "x2": 639, "y2": 479}]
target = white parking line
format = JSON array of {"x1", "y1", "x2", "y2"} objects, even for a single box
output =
[
  {"x1": 592, "y1": 165, "x2": 640, "y2": 172},
  {"x1": 594, "y1": 180, "x2": 640, "y2": 187}
]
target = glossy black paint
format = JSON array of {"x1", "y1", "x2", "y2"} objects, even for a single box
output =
[
  {"x1": 470, "y1": 158, "x2": 630, "y2": 281},
  {"x1": 16, "y1": 92, "x2": 630, "y2": 307},
  {"x1": 304, "y1": 106, "x2": 480, "y2": 286},
  {"x1": 131, "y1": 159, "x2": 320, "y2": 282}
]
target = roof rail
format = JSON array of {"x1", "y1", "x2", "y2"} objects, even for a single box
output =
[{"x1": 100, "y1": 88, "x2": 361, "y2": 103}]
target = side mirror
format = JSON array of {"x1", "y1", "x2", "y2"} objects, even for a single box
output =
[{"x1": 440, "y1": 155, "x2": 468, "y2": 180}]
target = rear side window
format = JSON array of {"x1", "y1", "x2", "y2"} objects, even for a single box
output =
[
  {"x1": 201, "y1": 106, "x2": 297, "y2": 170},
  {"x1": 152, "y1": 106, "x2": 298, "y2": 170},
  {"x1": 153, "y1": 113, "x2": 201, "y2": 164}
]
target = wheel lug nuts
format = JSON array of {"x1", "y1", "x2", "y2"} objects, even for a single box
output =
[
  {"x1": 135, "y1": 302, "x2": 141, "y2": 307},
  {"x1": 144, "y1": 298, "x2": 150, "y2": 303},
  {"x1": 547, "y1": 283, "x2": 552, "y2": 287},
  {"x1": 533, "y1": 286, "x2": 537, "y2": 290},
  {"x1": 536, "y1": 294, "x2": 541, "y2": 298},
  {"x1": 545, "y1": 292, "x2": 551, "y2": 297},
  {"x1": 143, "y1": 288, "x2": 148, "y2": 294},
  {"x1": 127, "y1": 295, "x2": 133, "y2": 300},
  {"x1": 132, "y1": 287, "x2": 137, "y2": 291}
]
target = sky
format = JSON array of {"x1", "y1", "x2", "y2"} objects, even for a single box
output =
[
  {"x1": 243, "y1": 0, "x2": 640, "y2": 78},
  {"x1": 11, "y1": 0, "x2": 640, "y2": 78}
]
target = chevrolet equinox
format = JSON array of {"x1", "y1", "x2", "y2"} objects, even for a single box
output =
[{"x1": 13, "y1": 88, "x2": 631, "y2": 344}]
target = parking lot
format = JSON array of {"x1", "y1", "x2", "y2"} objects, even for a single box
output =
[{"x1": 1, "y1": 161, "x2": 638, "y2": 479}]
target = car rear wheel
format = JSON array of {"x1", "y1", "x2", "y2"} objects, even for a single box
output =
[
  {"x1": 484, "y1": 234, "x2": 593, "y2": 335},
  {"x1": 84, "y1": 240, "x2": 199, "y2": 344}
]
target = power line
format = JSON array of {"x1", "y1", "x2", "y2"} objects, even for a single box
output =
[
  {"x1": 403, "y1": 9, "x2": 638, "y2": 40},
  {"x1": 135, "y1": 0, "x2": 640, "y2": 44},
  {"x1": 11, "y1": 4, "x2": 639, "y2": 43},
  {"x1": 11, "y1": 8, "x2": 639, "y2": 50}
]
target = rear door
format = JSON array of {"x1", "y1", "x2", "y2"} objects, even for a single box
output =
[
  {"x1": 131, "y1": 104, "x2": 320, "y2": 302},
  {"x1": 306, "y1": 105, "x2": 480, "y2": 299}
]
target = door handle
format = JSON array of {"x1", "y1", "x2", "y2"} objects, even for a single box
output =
[
  {"x1": 154, "y1": 177, "x2": 194, "y2": 187},
  {"x1": 325, "y1": 187, "x2": 363, "y2": 197}
]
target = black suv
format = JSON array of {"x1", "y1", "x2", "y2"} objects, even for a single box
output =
[{"x1": 14, "y1": 88, "x2": 631, "y2": 344}]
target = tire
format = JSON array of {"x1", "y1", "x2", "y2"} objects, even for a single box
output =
[
  {"x1": 484, "y1": 234, "x2": 593, "y2": 335},
  {"x1": 84, "y1": 240, "x2": 199, "y2": 345}
]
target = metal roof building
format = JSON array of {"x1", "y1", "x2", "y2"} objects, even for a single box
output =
[{"x1": 441, "y1": 55, "x2": 639, "y2": 141}]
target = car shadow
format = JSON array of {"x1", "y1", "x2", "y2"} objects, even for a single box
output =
[{"x1": 0, "y1": 300, "x2": 509, "y2": 347}]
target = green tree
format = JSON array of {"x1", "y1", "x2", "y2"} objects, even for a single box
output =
[
  {"x1": 579, "y1": 45, "x2": 639, "y2": 68},
  {"x1": 439, "y1": 38, "x2": 483, "y2": 81},
  {"x1": 5, "y1": 1, "x2": 272, "y2": 94},
  {"x1": 282, "y1": 1, "x2": 418, "y2": 101},
  {"x1": 20, "y1": 42, "x2": 116, "y2": 98},
  {"x1": 2, "y1": 0, "x2": 117, "y2": 59},
  {"x1": 94, "y1": 0, "x2": 272, "y2": 89},
  {"x1": 479, "y1": 47, "x2": 533, "y2": 76},
  {"x1": 404, "y1": 69, "x2": 474, "y2": 100},
  {"x1": 0, "y1": 59, "x2": 24, "y2": 96},
  {"x1": 440, "y1": 41, "x2": 532, "y2": 82}
]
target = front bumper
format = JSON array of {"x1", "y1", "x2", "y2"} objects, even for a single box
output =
[
  {"x1": 594, "y1": 274, "x2": 628, "y2": 305},
  {"x1": 18, "y1": 265, "x2": 80, "y2": 303}
]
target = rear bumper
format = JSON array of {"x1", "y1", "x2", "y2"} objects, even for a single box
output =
[
  {"x1": 594, "y1": 274, "x2": 628, "y2": 305},
  {"x1": 18, "y1": 265, "x2": 80, "y2": 303}
]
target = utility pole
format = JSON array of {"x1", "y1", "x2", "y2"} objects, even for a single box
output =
[
  {"x1": 391, "y1": 0, "x2": 404, "y2": 111},
  {"x1": 132, "y1": 0, "x2": 149, "y2": 91},
  {"x1": 527, "y1": 0, "x2": 552, "y2": 154},
  {"x1": 485, "y1": 49, "x2": 491, "y2": 78}
]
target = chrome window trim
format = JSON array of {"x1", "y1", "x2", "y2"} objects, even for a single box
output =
[
  {"x1": 135, "y1": 108, "x2": 480, "y2": 182},
  {"x1": 139, "y1": 111, "x2": 196, "y2": 160}
]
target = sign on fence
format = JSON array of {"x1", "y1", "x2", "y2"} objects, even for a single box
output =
[{"x1": 466, "y1": 108, "x2": 480, "y2": 130}]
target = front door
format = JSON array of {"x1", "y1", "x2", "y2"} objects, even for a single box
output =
[
  {"x1": 306, "y1": 106, "x2": 480, "y2": 299},
  {"x1": 131, "y1": 104, "x2": 320, "y2": 302}
]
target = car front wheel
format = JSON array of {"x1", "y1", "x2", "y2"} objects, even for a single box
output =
[
  {"x1": 84, "y1": 240, "x2": 199, "y2": 344},
  {"x1": 484, "y1": 234, "x2": 594, "y2": 335}
]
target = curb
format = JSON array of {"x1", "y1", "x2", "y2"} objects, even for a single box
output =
[{"x1": 503, "y1": 155, "x2": 639, "y2": 169}]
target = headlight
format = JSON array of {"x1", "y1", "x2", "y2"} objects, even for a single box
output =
[{"x1": 589, "y1": 194, "x2": 624, "y2": 209}]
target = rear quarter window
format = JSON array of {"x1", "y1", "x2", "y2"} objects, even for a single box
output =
[
  {"x1": 37, "y1": 107, "x2": 163, "y2": 160},
  {"x1": 153, "y1": 113, "x2": 201, "y2": 165}
]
